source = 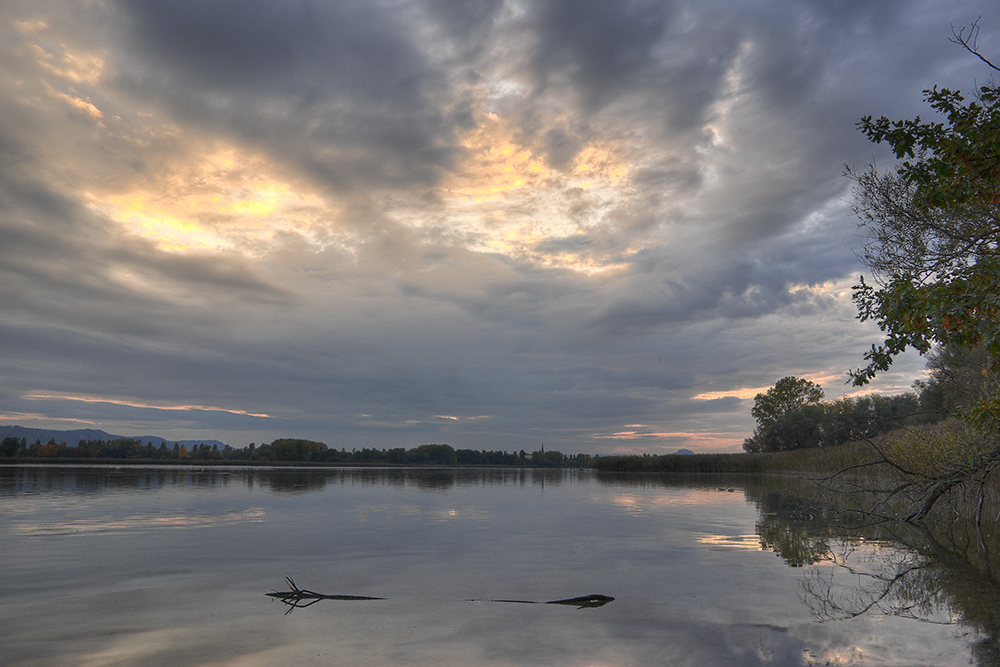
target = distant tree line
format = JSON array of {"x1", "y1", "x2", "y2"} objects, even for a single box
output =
[
  {"x1": 0, "y1": 437, "x2": 243, "y2": 461},
  {"x1": 0, "y1": 436, "x2": 591, "y2": 467}
]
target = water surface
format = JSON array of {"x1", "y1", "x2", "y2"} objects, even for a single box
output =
[{"x1": 0, "y1": 466, "x2": 993, "y2": 666}]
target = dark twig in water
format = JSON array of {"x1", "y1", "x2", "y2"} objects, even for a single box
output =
[
  {"x1": 267, "y1": 578, "x2": 614, "y2": 613},
  {"x1": 471, "y1": 594, "x2": 615, "y2": 609},
  {"x1": 266, "y1": 577, "x2": 385, "y2": 614}
]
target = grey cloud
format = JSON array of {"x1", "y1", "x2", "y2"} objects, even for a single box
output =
[
  {"x1": 527, "y1": 0, "x2": 675, "y2": 109},
  {"x1": 591, "y1": 265, "x2": 779, "y2": 336},
  {"x1": 540, "y1": 127, "x2": 582, "y2": 171},
  {"x1": 590, "y1": 207, "x2": 864, "y2": 336},
  {"x1": 115, "y1": 0, "x2": 457, "y2": 193},
  {"x1": 120, "y1": 0, "x2": 423, "y2": 98},
  {"x1": 422, "y1": 0, "x2": 506, "y2": 49},
  {"x1": 1, "y1": 0, "x2": 994, "y2": 453}
]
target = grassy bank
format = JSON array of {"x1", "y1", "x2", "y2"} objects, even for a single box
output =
[{"x1": 592, "y1": 441, "x2": 878, "y2": 475}]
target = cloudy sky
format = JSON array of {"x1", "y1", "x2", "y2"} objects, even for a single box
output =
[{"x1": 1, "y1": 1, "x2": 996, "y2": 454}]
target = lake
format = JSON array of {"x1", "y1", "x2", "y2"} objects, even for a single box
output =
[{"x1": 1, "y1": 465, "x2": 996, "y2": 666}]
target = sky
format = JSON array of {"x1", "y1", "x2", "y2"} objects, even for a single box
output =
[{"x1": 1, "y1": 0, "x2": 997, "y2": 454}]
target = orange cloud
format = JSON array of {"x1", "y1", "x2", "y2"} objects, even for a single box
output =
[
  {"x1": 436, "y1": 111, "x2": 636, "y2": 272},
  {"x1": 593, "y1": 427, "x2": 744, "y2": 453},
  {"x1": 693, "y1": 386, "x2": 769, "y2": 400},
  {"x1": 0, "y1": 412, "x2": 96, "y2": 425},
  {"x1": 86, "y1": 145, "x2": 344, "y2": 255}
]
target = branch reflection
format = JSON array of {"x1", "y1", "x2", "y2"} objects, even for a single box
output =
[{"x1": 748, "y1": 480, "x2": 1000, "y2": 666}]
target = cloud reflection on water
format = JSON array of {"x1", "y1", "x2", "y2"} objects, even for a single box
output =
[
  {"x1": 15, "y1": 507, "x2": 265, "y2": 536},
  {"x1": 1, "y1": 467, "x2": 986, "y2": 667}
]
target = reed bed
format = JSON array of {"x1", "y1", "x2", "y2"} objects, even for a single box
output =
[{"x1": 592, "y1": 441, "x2": 882, "y2": 475}]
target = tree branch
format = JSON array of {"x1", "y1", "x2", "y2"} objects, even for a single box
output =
[{"x1": 951, "y1": 18, "x2": 1000, "y2": 73}]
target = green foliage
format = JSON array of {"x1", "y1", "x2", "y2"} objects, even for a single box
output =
[
  {"x1": 849, "y1": 84, "x2": 1000, "y2": 387},
  {"x1": 744, "y1": 377, "x2": 925, "y2": 453},
  {"x1": 456, "y1": 449, "x2": 522, "y2": 465},
  {"x1": 255, "y1": 438, "x2": 328, "y2": 462},
  {"x1": 530, "y1": 449, "x2": 567, "y2": 466},
  {"x1": 0, "y1": 437, "x2": 25, "y2": 457},
  {"x1": 404, "y1": 444, "x2": 458, "y2": 466},
  {"x1": 859, "y1": 86, "x2": 1000, "y2": 208},
  {"x1": 749, "y1": 377, "x2": 824, "y2": 430},
  {"x1": 747, "y1": 403, "x2": 826, "y2": 452}
]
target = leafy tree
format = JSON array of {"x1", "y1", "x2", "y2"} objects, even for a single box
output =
[
  {"x1": 405, "y1": 444, "x2": 457, "y2": 465},
  {"x1": 843, "y1": 33, "x2": 1000, "y2": 525},
  {"x1": 0, "y1": 436, "x2": 25, "y2": 457},
  {"x1": 744, "y1": 377, "x2": 824, "y2": 452},
  {"x1": 530, "y1": 449, "x2": 566, "y2": 466},
  {"x1": 751, "y1": 377, "x2": 824, "y2": 429},
  {"x1": 750, "y1": 404, "x2": 826, "y2": 452},
  {"x1": 848, "y1": 79, "x2": 1000, "y2": 392},
  {"x1": 259, "y1": 438, "x2": 329, "y2": 462}
]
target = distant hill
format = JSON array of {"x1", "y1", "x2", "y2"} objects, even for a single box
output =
[
  {"x1": 0, "y1": 425, "x2": 226, "y2": 449},
  {"x1": 675, "y1": 448, "x2": 695, "y2": 455}
]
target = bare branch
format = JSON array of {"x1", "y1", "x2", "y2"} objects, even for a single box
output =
[{"x1": 951, "y1": 17, "x2": 1000, "y2": 72}]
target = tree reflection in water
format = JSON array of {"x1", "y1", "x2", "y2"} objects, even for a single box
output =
[{"x1": 748, "y1": 479, "x2": 1000, "y2": 666}]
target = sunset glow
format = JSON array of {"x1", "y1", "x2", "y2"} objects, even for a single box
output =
[
  {"x1": 87, "y1": 147, "x2": 338, "y2": 254},
  {"x1": 439, "y1": 111, "x2": 637, "y2": 271},
  {"x1": 27, "y1": 393, "x2": 272, "y2": 419}
]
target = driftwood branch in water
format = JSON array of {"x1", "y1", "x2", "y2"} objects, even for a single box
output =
[
  {"x1": 267, "y1": 578, "x2": 614, "y2": 612},
  {"x1": 266, "y1": 577, "x2": 385, "y2": 613}
]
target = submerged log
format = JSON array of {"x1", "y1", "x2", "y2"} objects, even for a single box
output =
[{"x1": 546, "y1": 594, "x2": 615, "y2": 609}]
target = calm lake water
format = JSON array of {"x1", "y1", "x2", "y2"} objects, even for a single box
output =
[{"x1": 1, "y1": 465, "x2": 996, "y2": 666}]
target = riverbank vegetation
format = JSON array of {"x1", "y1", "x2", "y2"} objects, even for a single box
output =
[
  {"x1": 836, "y1": 37, "x2": 1000, "y2": 522},
  {"x1": 741, "y1": 376, "x2": 931, "y2": 454},
  {"x1": 0, "y1": 436, "x2": 591, "y2": 468},
  {"x1": 591, "y1": 442, "x2": 875, "y2": 474}
]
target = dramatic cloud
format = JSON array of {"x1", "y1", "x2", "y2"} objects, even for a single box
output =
[{"x1": 1, "y1": 0, "x2": 995, "y2": 452}]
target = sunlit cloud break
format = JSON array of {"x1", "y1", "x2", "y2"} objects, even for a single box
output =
[
  {"x1": 26, "y1": 393, "x2": 272, "y2": 419},
  {"x1": 594, "y1": 428, "x2": 734, "y2": 442},
  {"x1": 0, "y1": 412, "x2": 97, "y2": 425},
  {"x1": 693, "y1": 387, "x2": 771, "y2": 401}
]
